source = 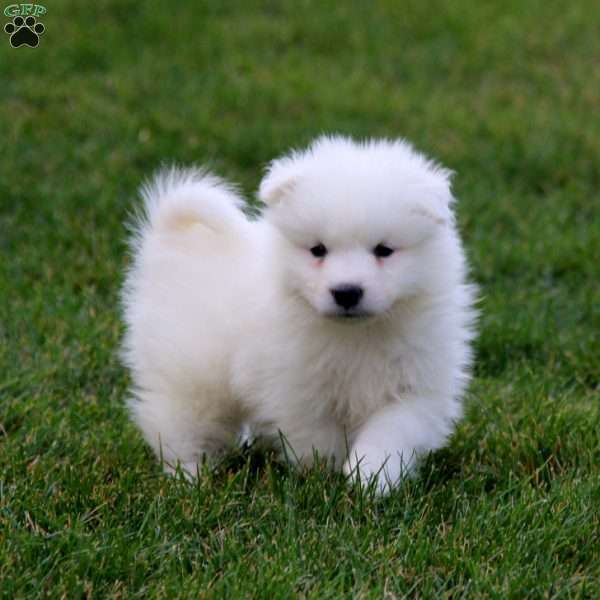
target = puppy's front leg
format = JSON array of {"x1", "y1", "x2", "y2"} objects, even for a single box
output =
[
  {"x1": 270, "y1": 417, "x2": 346, "y2": 470},
  {"x1": 343, "y1": 400, "x2": 450, "y2": 494}
]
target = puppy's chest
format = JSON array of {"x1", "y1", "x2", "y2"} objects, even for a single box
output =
[
  {"x1": 301, "y1": 348, "x2": 414, "y2": 427},
  {"x1": 237, "y1": 333, "x2": 420, "y2": 429}
]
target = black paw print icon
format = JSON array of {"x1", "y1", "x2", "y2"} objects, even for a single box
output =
[{"x1": 5, "y1": 16, "x2": 45, "y2": 48}]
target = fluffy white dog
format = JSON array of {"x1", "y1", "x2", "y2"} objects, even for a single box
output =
[{"x1": 122, "y1": 135, "x2": 477, "y2": 493}]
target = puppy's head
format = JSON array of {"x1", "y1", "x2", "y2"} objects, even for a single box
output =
[{"x1": 259, "y1": 136, "x2": 461, "y2": 321}]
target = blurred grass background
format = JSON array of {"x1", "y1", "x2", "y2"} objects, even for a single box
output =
[{"x1": 1, "y1": 1, "x2": 599, "y2": 597}]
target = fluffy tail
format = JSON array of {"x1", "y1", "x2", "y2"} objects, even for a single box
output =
[{"x1": 131, "y1": 167, "x2": 249, "y2": 240}]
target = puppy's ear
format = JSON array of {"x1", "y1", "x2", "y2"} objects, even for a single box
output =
[
  {"x1": 410, "y1": 173, "x2": 455, "y2": 225},
  {"x1": 258, "y1": 156, "x2": 302, "y2": 206}
]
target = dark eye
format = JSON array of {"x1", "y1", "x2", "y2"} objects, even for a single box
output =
[
  {"x1": 374, "y1": 244, "x2": 394, "y2": 258},
  {"x1": 310, "y1": 243, "x2": 327, "y2": 258}
]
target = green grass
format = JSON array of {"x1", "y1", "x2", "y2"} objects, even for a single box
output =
[{"x1": 1, "y1": 0, "x2": 599, "y2": 597}]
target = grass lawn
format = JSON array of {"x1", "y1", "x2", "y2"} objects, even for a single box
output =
[{"x1": 1, "y1": 1, "x2": 599, "y2": 597}]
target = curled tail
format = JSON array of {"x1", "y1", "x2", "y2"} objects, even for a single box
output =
[{"x1": 131, "y1": 167, "x2": 249, "y2": 241}]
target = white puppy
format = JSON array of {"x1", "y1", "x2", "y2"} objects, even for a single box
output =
[{"x1": 122, "y1": 136, "x2": 477, "y2": 493}]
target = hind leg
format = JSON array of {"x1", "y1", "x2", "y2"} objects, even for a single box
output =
[{"x1": 129, "y1": 389, "x2": 242, "y2": 478}]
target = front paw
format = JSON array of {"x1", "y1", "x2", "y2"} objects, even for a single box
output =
[{"x1": 343, "y1": 445, "x2": 416, "y2": 495}]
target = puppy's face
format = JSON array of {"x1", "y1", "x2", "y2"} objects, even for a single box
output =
[{"x1": 260, "y1": 137, "x2": 458, "y2": 321}]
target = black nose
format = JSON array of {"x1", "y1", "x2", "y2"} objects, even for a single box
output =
[{"x1": 331, "y1": 285, "x2": 364, "y2": 310}]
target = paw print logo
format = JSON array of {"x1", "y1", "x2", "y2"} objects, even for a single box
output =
[{"x1": 4, "y1": 15, "x2": 45, "y2": 48}]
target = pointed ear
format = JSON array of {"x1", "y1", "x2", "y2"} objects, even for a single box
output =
[
  {"x1": 258, "y1": 156, "x2": 302, "y2": 206},
  {"x1": 409, "y1": 171, "x2": 455, "y2": 225}
]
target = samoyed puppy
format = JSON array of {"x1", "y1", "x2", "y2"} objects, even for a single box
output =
[{"x1": 121, "y1": 135, "x2": 477, "y2": 493}]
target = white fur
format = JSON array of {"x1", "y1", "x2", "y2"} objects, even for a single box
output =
[{"x1": 121, "y1": 137, "x2": 478, "y2": 493}]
